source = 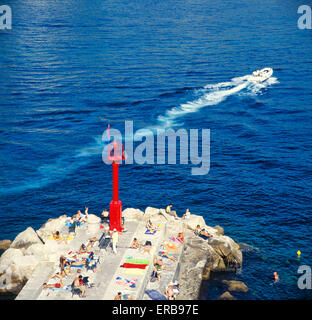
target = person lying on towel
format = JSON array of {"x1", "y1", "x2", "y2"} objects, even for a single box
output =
[
  {"x1": 153, "y1": 257, "x2": 174, "y2": 271},
  {"x1": 43, "y1": 278, "x2": 64, "y2": 289},
  {"x1": 194, "y1": 225, "x2": 213, "y2": 239},
  {"x1": 159, "y1": 250, "x2": 177, "y2": 261},
  {"x1": 176, "y1": 232, "x2": 184, "y2": 243},
  {"x1": 87, "y1": 237, "x2": 98, "y2": 248}
]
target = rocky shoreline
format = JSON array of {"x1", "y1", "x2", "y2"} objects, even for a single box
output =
[{"x1": 0, "y1": 207, "x2": 248, "y2": 299}]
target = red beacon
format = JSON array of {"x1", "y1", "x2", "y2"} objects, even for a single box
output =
[{"x1": 106, "y1": 139, "x2": 125, "y2": 232}]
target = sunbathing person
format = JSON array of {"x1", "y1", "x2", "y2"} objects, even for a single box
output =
[
  {"x1": 182, "y1": 209, "x2": 191, "y2": 220},
  {"x1": 87, "y1": 237, "x2": 98, "y2": 248},
  {"x1": 84, "y1": 206, "x2": 89, "y2": 220},
  {"x1": 159, "y1": 250, "x2": 177, "y2": 261},
  {"x1": 131, "y1": 238, "x2": 141, "y2": 249},
  {"x1": 195, "y1": 225, "x2": 212, "y2": 238},
  {"x1": 48, "y1": 270, "x2": 66, "y2": 281},
  {"x1": 43, "y1": 278, "x2": 64, "y2": 289},
  {"x1": 114, "y1": 292, "x2": 122, "y2": 300},
  {"x1": 142, "y1": 240, "x2": 152, "y2": 255},
  {"x1": 53, "y1": 230, "x2": 62, "y2": 241},
  {"x1": 154, "y1": 257, "x2": 174, "y2": 271},
  {"x1": 101, "y1": 208, "x2": 110, "y2": 223},
  {"x1": 165, "y1": 284, "x2": 175, "y2": 300},
  {"x1": 146, "y1": 219, "x2": 157, "y2": 232},
  {"x1": 59, "y1": 255, "x2": 67, "y2": 270},
  {"x1": 76, "y1": 269, "x2": 90, "y2": 286},
  {"x1": 73, "y1": 273, "x2": 86, "y2": 297},
  {"x1": 64, "y1": 255, "x2": 85, "y2": 268},
  {"x1": 78, "y1": 243, "x2": 88, "y2": 254},
  {"x1": 151, "y1": 264, "x2": 161, "y2": 281},
  {"x1": 165, "y1": 282, "x2": 181, "y2": 300},
  {"x1": 165, "y1": 204, "x2": 178, "y2": 219},
  {"x1": 73, "y1": 210, "x2": 87, "y2": 223},
  {"x1": 176, "y1": 231, "x2": 184, "y2": 243},
  {"x1": 172, "y1": 282, "x2": 182, "y2": 295},
  {"x1": 52, "y1": 231, "x2": 68, "y2": 244}
]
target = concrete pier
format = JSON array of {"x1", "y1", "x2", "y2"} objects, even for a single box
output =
[
  {"x1": 10, "y1": 208, "x2": 243, "y2": 300},
  {"x1": 16, "y1": 213, "x2": 184, "y2": 300}
]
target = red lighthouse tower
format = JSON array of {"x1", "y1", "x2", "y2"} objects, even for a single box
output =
[{"x1": 107, "y1": 139, "x2": 125, "y2": 232}]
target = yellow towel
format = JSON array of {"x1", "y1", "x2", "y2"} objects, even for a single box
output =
[{"x1": 123, "y1": 268, "x2": 146, "y2": 275}]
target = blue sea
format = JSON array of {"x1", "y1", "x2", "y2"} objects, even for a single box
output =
[{"x1": 0, "y1": 0, "x2": 312, "y2": 300}]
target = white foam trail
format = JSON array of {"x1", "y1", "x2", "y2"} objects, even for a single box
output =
[
  {"x1": 157, "y1": 73, "x2": 278, "y2": 127},
  {"x1": 1, "y1": 72, "x2": 278, "y2": 194},
  {"x1": 0, "y1": 136, "x2": 104, "y2": 195}
]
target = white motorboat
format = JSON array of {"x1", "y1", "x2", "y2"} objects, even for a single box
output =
[{"x1": 249, "y1": 67, "x2": 273, "y2": 82}]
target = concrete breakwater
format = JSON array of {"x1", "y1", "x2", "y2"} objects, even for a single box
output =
[{"x1": 0, "y1": 207, "x2": 244, "y2": 300}]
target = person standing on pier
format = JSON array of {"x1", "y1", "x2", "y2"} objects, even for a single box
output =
[{"x1": 111, "y1": 228, "x2": 119, "y2": 254}]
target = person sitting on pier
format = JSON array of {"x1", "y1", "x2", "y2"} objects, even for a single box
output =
[
  {"x1": 101, "y1": 208, "x2": 110, "y2": 223},
  {"x1": 146, "y1": 219, "x2": 157, "y2": 232},
  {"x1": 165, "y1": 282, "x2": 181, "y2": 300},
  {"x1": 131, "y1": 238, "x2": 141, "y2": 249},
  {"x1": 78, "y1": 243, "x2": 88, "y2": 254},
  {"x1": 195, "y1": 225, "x2": 212, "y2": 239},
  {"x1": 87, "y1": 237, "x2": 98, "y2": 248},
  {"x1": 172, "y1": 281, "x2": 182, "y2": 295},
  {"x1": 182, "y1": 208, "x2": 191, "y2": 220},
  {"x1": 114, "y1": 292, "x2": 122, "y2": 300},
  {"x1": 165, "y1": 204, "x2": 178, "y2": 219},
  {"x1": 52, "y1": 231, "x2": 68, "y2": 244},
  {"x1": 73, "y1": 210, "x2": 87, "y2": 224},
  {"x1": 78, "y1": 275, "x2": 91, "y2": 287},
  {"x1": 142, "y1": 240, "x2": 152, "y2": 255},
  {"x1": 59, "y1": 255, "x2": 67, "y2": 269},
  {"x1": 165, "y1": 284, "x2": 175, "y2": 300},
  {"x1": 151, "y1": 264, "x2": 161, "y2": 281},
  {"x1": 76, "y1": 269, "x2": 92, "y2": 287},
  {"x1": 69, "y1": 210, "x2": 84, "y2": 232},
  {"x1": 73, "y1": 272, "x2": 86, "y2": 297},
  {"x1": 176, "y1": 231, "x2": 184, "y2": 243},
  {"x1": 84, "y1": 206, "x2": 89, "y2": 220}
]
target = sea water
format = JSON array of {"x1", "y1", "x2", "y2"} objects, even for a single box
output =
[{"x1": 0, "y1": 0, "x2": 311, "y2": 299}]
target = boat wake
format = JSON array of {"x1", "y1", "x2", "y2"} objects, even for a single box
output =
[
  {"x1": 1, "y1": 71, "x2": 278, "y2": 195},
  {"x1": 157, "y1": 71, "x2": 278, "y2": 127}
]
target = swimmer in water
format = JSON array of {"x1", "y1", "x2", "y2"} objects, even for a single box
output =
[{"x1": 273, "y1": 271, "x2": 279, "y2": 283}]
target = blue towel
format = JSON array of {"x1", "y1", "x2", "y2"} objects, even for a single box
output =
[
  {"x1": 199, "y1": 234, "x2": 209, "y2": 240},
  {"x1": 145, "y1": 230, "x2": 156, "y2": 235},
  {"x1": 145, "y1": 289, "x2": 167, "y2": 300},
  {"x1": 71, "y1": 264, "x2": 84, "y2": 268},
  {"x1": 49, "y1": 285, "x2": 70, "y2": 291}
]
